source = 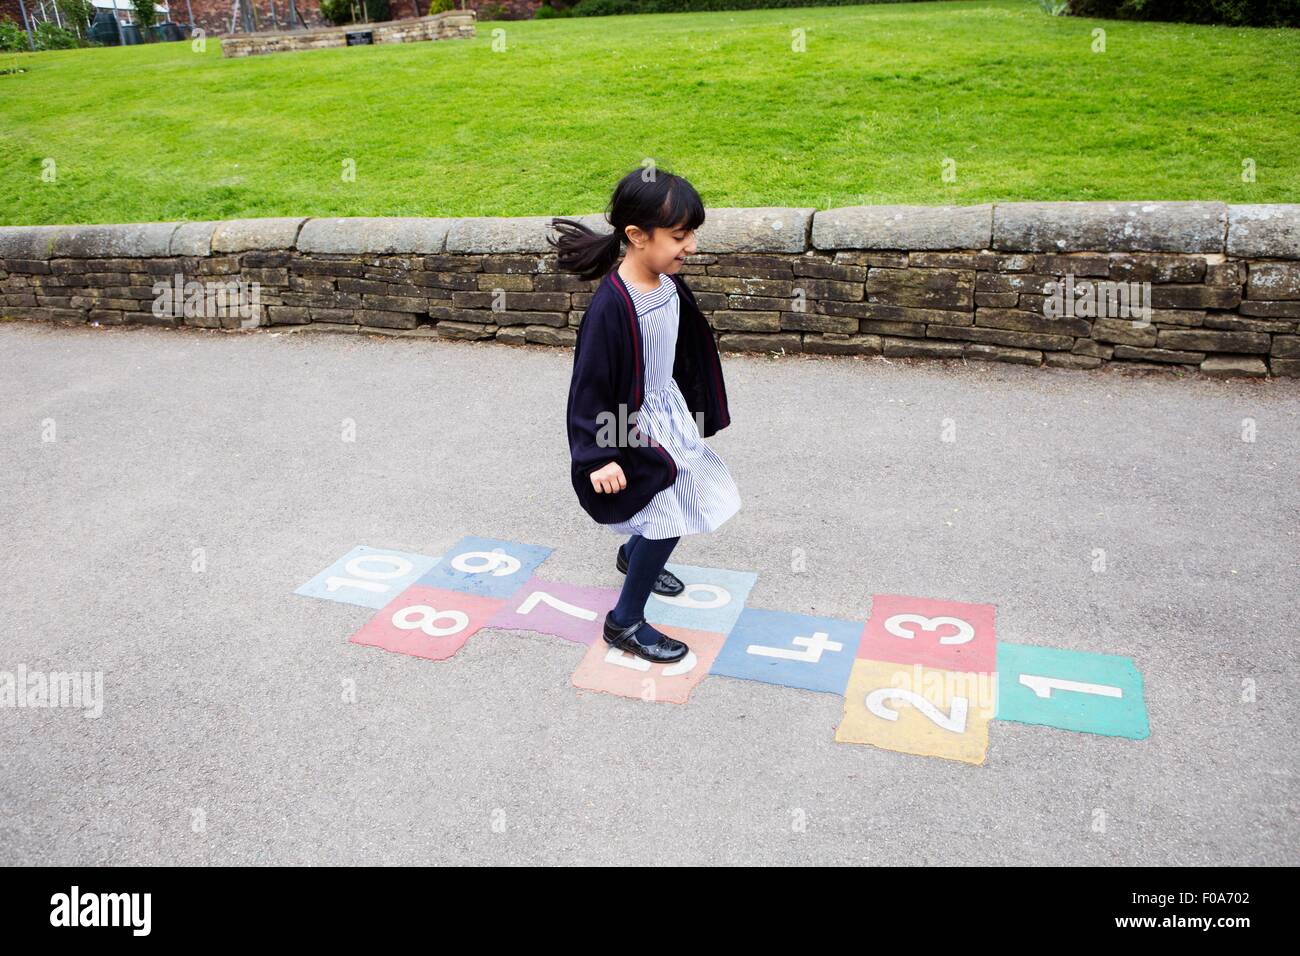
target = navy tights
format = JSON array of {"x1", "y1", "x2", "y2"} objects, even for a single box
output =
[{"x1": 610, "y1": 533, "x2": 681, "y2": 635}]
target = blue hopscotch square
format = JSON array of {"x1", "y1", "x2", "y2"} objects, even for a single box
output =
[
  {"x1": 642, "y1": 563, "x2": 758, "y2": 636},
  {"x1": 413, "y1": 535, "x2": 553, "y2": 600},
  {"x1": 996, "y1": 642, "x2": 1150, "y2": 740},
  {"x1": 710, "y1": 606, "x2": 865, "y2": 695},
  {"x1": 296, "y1": 545, "x2": 441, "y2": 610}
]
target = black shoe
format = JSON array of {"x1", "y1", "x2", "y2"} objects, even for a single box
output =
[
  {"x1": 616, "y1": 544, "x2": 685, "y2": 597},
  {"x1": 602, "y1": 612, "x2": 689, "y2": 664}
]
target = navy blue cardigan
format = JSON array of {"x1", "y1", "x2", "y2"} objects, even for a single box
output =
[{"x1": 566, "y1": 268, "x2": 731, "y2": 524}]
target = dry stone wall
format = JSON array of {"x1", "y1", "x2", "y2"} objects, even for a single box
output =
[
  {"x1": 219, "y1": 11, "x2": 476, "y2": 58},
  {"x1": 2, "y1": 203, "x2": 1297, "y2": 379}
]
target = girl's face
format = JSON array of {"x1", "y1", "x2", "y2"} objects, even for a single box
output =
[{"x1": 626, "y1": 221, "x2": 698, "y2": 275}]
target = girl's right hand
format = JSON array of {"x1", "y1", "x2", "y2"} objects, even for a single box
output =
[{"x1": 590, "y1": 461, "x2": 626, "y2": 494}]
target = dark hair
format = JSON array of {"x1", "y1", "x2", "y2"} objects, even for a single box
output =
[{"x1": 548, "y1": 167, "x2": 706, "y2": 282}]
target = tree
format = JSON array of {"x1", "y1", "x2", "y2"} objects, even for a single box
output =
[
  {"x1": 131, "y1": 0, "x2": 159, "y2": 36},
  {"x1": 55, "y1": 0, "x2": 95, "y2": 33}
]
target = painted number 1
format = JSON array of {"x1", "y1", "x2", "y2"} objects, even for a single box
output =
[{"x1": 1019, "y1": 674, "x2": 1122, "y2": 700}]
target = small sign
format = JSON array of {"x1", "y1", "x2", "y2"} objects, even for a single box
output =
[{"x1": 345, "y1": 30, "x2": 373, "y2": 45}]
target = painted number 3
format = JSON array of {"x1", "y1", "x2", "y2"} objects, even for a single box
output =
[{"x1": 884, "y1": 613, "x2": 975, "y2": 645}]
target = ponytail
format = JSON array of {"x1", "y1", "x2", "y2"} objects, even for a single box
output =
[{"x1": 548, "y1": 218, "x2": 624, "y2": 283}]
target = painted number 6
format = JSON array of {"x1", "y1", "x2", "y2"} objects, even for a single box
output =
[{"x1": 655, "y1": 583, "x2": 730, "y2": 610}]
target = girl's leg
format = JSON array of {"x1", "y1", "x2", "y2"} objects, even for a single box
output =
[
  {"x1": 609, "y1": 534, "x2": 681, "y2": 641},
  {"x1": 623, "y1": 533, "x2": 643, "y2": 563}
]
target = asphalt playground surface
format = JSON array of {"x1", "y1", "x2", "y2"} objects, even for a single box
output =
[{"x1": 1, "y1": 320, "x2": 1297, "y2": 866}]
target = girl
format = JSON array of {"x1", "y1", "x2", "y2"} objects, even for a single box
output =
[{"x1": 551, "y1": 168, "x2": 740, "y2": 665}]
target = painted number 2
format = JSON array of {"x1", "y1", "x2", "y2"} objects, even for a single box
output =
[{"x1": 865, "y1": 687, "x2": 969, "y2": 734}]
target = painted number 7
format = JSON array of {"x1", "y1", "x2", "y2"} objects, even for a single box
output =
[{"x1": 514, "y1": 590, "x2": 597, "y2": 621}]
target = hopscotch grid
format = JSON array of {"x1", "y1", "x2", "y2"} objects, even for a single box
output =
[{"x1": 295, "y1": 534, "x2": 1151, "y2": 764}]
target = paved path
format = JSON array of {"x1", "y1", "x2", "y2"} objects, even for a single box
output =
[{"x1": 1, "y1": 322, "x2": 1296, "y2": 865}]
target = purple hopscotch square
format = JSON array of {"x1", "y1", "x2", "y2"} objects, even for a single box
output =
[{"x1": 486, "y1": 576, "x2": 620, "y2": 646}]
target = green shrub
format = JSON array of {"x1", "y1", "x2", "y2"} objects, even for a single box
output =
[
  {"x1": 567, "y1": 0, "x2": 920, "y2": 14},
  {"x1": 34, "y1": 21, "x2": 81, "y2": 49},
  {"x1": 130, "y1": 0, "x2": 159, "y2": 34},
  {"x1": 0, "y1": 17, "x2": 29, "y2": 53},
  {"x1": 320, "y1": 0, "x2": 350, "y2": 24},
  {"x1": 427, "y1": 0, "x2": 454, "y2": 11},
  {"x1": 320, "y1": 0, "x2": 392, "y2": 25},
  {"x1": 1068, "y1": 0, "x2": 1299, "y2": 25},
  {"x1": 57, "y1": 0, "x2": 96, "y2": 32},
  {"x1": 569, "y1": 0, "x2": 637, "y2": 13}
]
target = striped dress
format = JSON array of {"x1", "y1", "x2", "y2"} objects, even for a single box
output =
[{"x1": 608, "y1": 271, "x2": 742, "y2": 540}]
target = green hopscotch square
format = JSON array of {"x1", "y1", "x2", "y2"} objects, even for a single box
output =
[{"x1": 996, "y1": 642, "x2": 1150, "y2": 740}]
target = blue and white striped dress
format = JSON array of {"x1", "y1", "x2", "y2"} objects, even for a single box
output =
[{"x1": 608, "y1": 272, "x2": 741, "y2": 540}]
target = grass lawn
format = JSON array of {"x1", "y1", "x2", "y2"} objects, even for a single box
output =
[{"x1": 1, "y1": 1, "x2": 1297, "y2": 226}]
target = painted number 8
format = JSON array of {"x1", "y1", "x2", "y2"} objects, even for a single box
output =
[{"x1": 392, "y1": 605, "x2": 469, "y2": 638}]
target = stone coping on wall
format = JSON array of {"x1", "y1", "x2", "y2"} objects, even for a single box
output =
[
  {"x1": 2, "y1": 203, "x2": 1298, "y2": 379},
  {"x1": 4, "y1": 204, "x2": 1296, "y2": 259}
]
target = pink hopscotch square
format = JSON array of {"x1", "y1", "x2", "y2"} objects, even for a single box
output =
[
  {"x1": 349, "y1": 585, "x2": 504, "y2": 662},
  {"x1": 486, "y1": 576, "x2": 619, "y2": 647},
  {"x1": 571, "y1": 626, "x2": 726, "y2": 705},
  {"x1": 857, "y1": 593, "x2": 997, "y2": 674}
]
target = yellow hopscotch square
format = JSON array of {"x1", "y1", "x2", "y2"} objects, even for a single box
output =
[{"x1": 835, "y1": 658, "x2": 997, "y2": 765}]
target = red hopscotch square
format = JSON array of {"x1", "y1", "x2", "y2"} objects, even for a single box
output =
[
  {"x1": 570, "y1": 626, "x2": 726, "y2": 704},
  {"x1": 857, "y1": 593, "x2": 996, "y2": 673},
  {"x1": 349, "y1": 585, "x2": 504, "y2": 662}
]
